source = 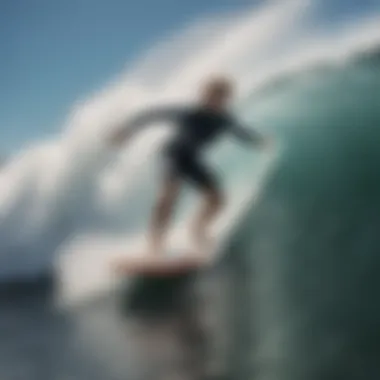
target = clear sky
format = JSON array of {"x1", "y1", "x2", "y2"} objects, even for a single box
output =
[{"x1": 0, "y1": 0, "x2": 378, "y2": 155}]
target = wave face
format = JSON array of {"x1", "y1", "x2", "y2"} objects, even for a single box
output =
[
  {"x1": 0, "y1": 0, "x2": 379, "y2": 299},
  {"x1": 237, "y1": 56, "x2": 380, "y2": 379}
]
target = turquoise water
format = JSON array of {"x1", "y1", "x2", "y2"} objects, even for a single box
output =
[{"x1": 233, "y1": 53, "x2": 380, "y2": 379}]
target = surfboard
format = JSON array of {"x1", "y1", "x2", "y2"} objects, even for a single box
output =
[{"x1": 112, "y1": 254, "x2": 207, "y2": 276}]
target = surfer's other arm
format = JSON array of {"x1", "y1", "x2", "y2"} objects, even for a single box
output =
[
  {"x1": 228, "y1": 116, "x2": 272, "y2": 149},
  {"x1": 109, "y1": 106, "x2": 184, "y2": 146}
]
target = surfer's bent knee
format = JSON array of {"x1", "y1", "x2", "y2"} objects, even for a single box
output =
[{"x1": 204, "y1": 187, "x2": 224, "y2": 209}]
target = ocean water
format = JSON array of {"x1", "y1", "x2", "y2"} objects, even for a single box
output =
[
  {"x1": 0, "y1": 241, "x2": 248, "y2": 380},
  {"x1": 1, "y1": 47, "x2": 379, "y2": 380},
  {"x1": 239, "y1": 50, "x2": 380, "y2": 380},
  {"x1": 1, "y1": 1, "x2": 380, "y2": 379}
]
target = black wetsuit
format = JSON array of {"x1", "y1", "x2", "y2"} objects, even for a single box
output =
[{"x1": 125, "y1": 105, "x2": 263, "y2": 190}]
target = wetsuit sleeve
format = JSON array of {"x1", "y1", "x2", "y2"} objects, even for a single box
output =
[
  {"x1": 226, "y1": 115, "x2": 265, "y2": 146},
  {"x1": 110, "y1": 106, "x2": 187, "y2": 144},
  {"x1": 124, "y1": 106, "x2": 186, "y2": 134}
]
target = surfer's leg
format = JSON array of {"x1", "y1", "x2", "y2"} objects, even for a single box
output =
[
  {"x1": 192, "y1": 187, "x2": 223, "y2": 250},
  {"x1": 187, "y1": 159, "x2": 223, "y2": 251},
  {"x1": 149, "y1": 177, "x2": 181, "y2": 254}
]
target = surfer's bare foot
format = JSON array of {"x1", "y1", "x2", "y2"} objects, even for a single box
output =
[
  {"x1": 112, "y1": 259, "x2": 128, "y2": 273},
  {"x1": 193, "y1": 233, "x2": 212, "y2": 255},
  {"x1": 148, "y1": 242, "x2": 163, "y2": 256}
]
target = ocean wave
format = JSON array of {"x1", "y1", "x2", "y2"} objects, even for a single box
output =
[
  {"x1": 0, "y1": 1, "x2": 379, "y2": 297},
  {"x1": 247, "y1": 42, "x2": 380, "y2": 101}
]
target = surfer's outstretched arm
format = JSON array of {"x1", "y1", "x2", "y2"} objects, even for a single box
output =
[
  {"x1": 228, "y1": 116, "x2": 272, "y2": 149},
  {"x1": 109, "y1": 106, "x2": 185, "y2": 146}
]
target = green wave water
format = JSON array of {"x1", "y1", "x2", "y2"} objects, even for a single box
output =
[{"x1": 231, "y1": 49, "x2": 380, "y2": 379}]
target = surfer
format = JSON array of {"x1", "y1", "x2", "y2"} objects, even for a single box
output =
[{"x1": 110, "y1": 76, "x2": 272, "y2": 255}]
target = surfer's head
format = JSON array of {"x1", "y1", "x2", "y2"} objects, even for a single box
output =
[{"x1": 201, "y1": 76, "x2": 235, "y2": 110}]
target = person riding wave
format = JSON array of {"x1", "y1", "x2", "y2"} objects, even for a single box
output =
[{"x1": 110, "y1": 76, "x2": 273, "y2": 255}]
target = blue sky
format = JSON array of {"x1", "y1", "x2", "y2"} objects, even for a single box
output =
[{"x1": 0, "y1": 0, "x2": 378, "y2": 155}]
